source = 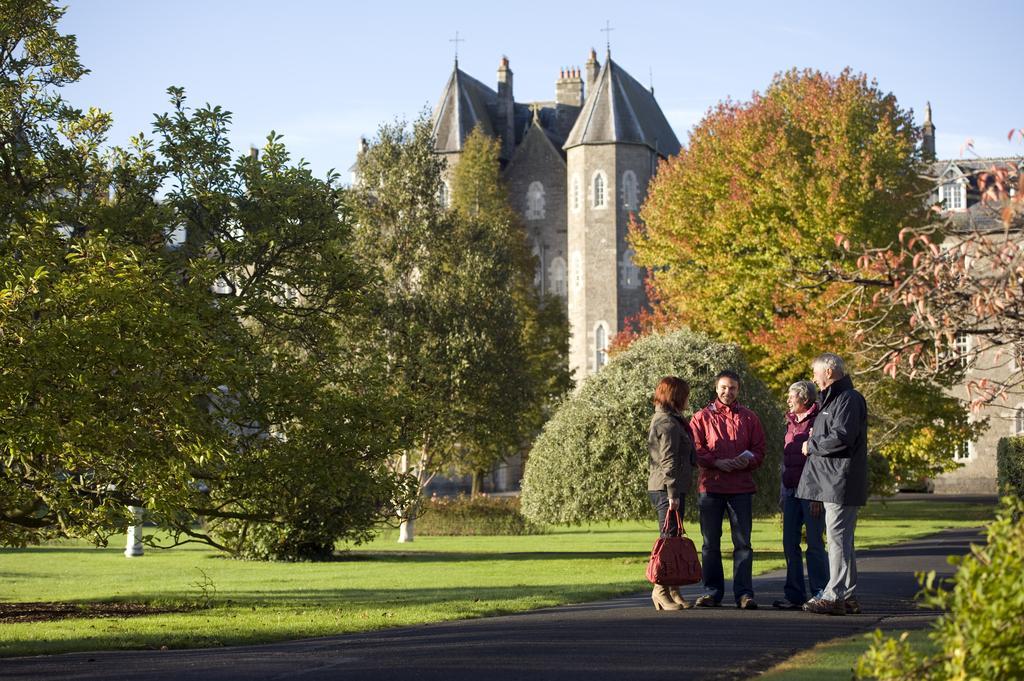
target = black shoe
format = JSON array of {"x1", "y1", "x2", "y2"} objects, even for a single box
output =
[
  {"x1": 844, "y1": 597, "x2": 861, "y2": 614},
  {"x1": 738, "y1": 595, "x2": 758, "y2": 610},
  {"x1": 802, "y1": 597, "x2": 845, "y2": 616},
  {"x1": 694, "y1": 595, "x2": 721, "y2": 607},
  {"x1": 772, "y1": 598, "x2": 802, "y2": 610}
]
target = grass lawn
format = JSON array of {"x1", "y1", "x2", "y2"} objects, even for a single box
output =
[
  {"x1": 0, "y1": 498, "x2": 993, "y2": 657},
  {"x1": 759, "y1": 628, "x2": 936, "y2": 680}
]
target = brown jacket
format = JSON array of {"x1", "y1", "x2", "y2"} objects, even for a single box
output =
[{"x1": 647, "y1": 406, "x2": 696, "y2": 499}]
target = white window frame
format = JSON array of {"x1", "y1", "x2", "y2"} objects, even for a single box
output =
[
  {"x1": 594, "y1": 321, "x2": 609, "y2": 371},
  {"x1": 526, "y1": 181, "x2": 545, "y2": 220},
  {"x1": 549, "y1": 256, "x2": 567, "y2": 297},
  {"x1": 939, "y1": 181, "x2": 965, "y2": 211},
  {"x1": 592, "y1": 170, "x2": 608, "y2": 209},
  {"x1": 954, "y1": 331, "x2": 971, "y2": 369},
  {"x1": 1014, "y1": 404, "x2": 1024, "y2": 435}
]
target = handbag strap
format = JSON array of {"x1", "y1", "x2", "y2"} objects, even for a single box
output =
[{"x1": 661, "y1": 508, "x2": 687, "y2": 536}]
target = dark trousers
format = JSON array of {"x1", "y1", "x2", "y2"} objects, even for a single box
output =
[
  {"x1": 648, "y1": 491, "x2": 686, "y2": 538},
  {"x1": 782, "y1": 495, "x2": 829, "y2": 604},
  {"x1": 698, "y1": 492, "x2": 753, "y2": 604}
]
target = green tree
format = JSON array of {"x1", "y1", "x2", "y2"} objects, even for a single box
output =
[
  {"x1": 629, "y1": 68, "x2": 979, "y2": 489},
  {"x1": 1, "y1": 1, "x2": 413, "y2": 557},
  {"x1": 446, "y1": 127, "x2": 572, "y2": 494},
  {"x1": 521, "y1": 328, "x2": 784, "y2": 525},
  {"x1": 349, "y1": 122, "x2": 570, "y2": 540}
]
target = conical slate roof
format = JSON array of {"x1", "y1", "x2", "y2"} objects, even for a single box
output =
[
  {"x1": 431, "y1": 63, "x2": 497, "y2": 153},
  {"x1": 564, "y1": 53, "x2": 680, "y2": 158}
]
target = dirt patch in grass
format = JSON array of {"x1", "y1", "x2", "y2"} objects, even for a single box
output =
[{"x1": 0, "y1": 602, "x2": 193, "y2": 624}]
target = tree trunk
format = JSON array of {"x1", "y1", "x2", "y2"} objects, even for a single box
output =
[
  {"x1": 471, "y1": 470, "x2": 484, "y2": 496},
  {"x1": 397, "y1": 445, "x2": 432, "y2": 543},
  {"x1": 397, "y1": 451, "x2": 415, "y2": 543}
]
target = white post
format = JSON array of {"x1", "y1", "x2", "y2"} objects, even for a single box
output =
[{"x1": 124, "y1": 506, "x2": 144, "y2": 557}]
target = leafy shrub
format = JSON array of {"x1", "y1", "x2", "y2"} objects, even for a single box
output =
[
  {"x1": 521, "y1": 328, "x2": 784, "y2": 525},
  {"x1": 997, "y1": 436, "x2": 1024, "y2": 497},
  {"x1": 855, "y1": 495, "x2": 1024, "y2": 680},
  {"x1": 416, "y1": 495, "x2": 544, "y2": 536}
]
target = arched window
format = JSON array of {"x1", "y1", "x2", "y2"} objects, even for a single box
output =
[
  {"x1": 619, "y1": 248, "x2": 641, "y2": 289},
  {"x1": 1016, "y1": 406, "x2": 1024, "y2": 435},
  {"x1": 526, "y1": 181, "x2": 546, "y2": 220},
  {"x1": 439, "y1": 182, "x2": 450, "y2": 209},
  {"x1": 572, "y1": 176, "x2": 581, "y2": 212},
  {"x1": 622, "y1": 170, "x2": 638, "y2": 211},
  {"x1": 549, "y1": 257, "x2": 567, "y2": 297},
  {"x1": 595, "y1": 323, "x2": 609, "y2": 371},
  {"x1": 531, "y1": 239, "x2": 543, "y2": 288},
  {"x1": 592, "y1": 171, "x2": 607, "y2": 208}
]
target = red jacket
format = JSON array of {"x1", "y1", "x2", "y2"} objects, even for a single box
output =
[{"x1": 691, "y1": 399, "x2": 766, "y2": 494}]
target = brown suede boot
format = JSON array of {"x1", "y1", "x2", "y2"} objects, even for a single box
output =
[
  {"x1": 668, "y1": 587, "x2": 692, "y2": 608},
  {"x1": 652, "y1": 585, "x2": 685, "y2": 610}
]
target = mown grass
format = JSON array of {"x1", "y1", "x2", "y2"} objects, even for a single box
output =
[
  {"x1": 0, "y1": 498, "x2": 993, "y2": 657},
  {"x1": 759, "y1": 628, "x2": 935, "y2": 680}
]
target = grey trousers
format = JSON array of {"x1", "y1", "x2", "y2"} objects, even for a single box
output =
[{"x1": 821, "y1": 502, "x2": 858, "y2": 601}]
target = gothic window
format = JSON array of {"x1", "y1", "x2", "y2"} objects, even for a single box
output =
[
  {"x1": 572, "y1": 176, "x2": 581, "y2": 212},
  {"x1": 940, "y1": 182, "x2": 964, "y2": 210},
  {"x1": 622, "y1": 170, "x2": 639, "y2": 211},
  {"x1": 1016, "y1": 406, "x2": 1024, "y2": 435},
  {"x1": 531, "y1": 239, "x2": 543, "y2": 288},
  {"x1": 592, "y1": 171, "x2": 607, "y2": 209},
  {"x1": 526, "y1": 181, "x2": 546, "y2": 220},
  {"x1": 619, "y1": 248, "x2": 641, "y2": 289},
  {"x1": 439, "y1": 182, "x2": 450, "y2": 209},
  {"x1": 549, "y1": 256, "x2": 567, "y2": 297},
  {"x1": 595, "y1": 322, "x2": 609, "y2": 371}
]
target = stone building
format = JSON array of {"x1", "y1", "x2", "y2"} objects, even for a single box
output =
[
  {"x1": 430, "y1": 49, "x2": 680, "y2": 381},
  {"x1": 922, "y1": 106, "x2": 1024, "y2": 493}
]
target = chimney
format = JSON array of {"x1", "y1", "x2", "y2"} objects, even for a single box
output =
[
  {"x1": 585, "y1": 48, "x2": 600, "y2": 95},
  {"x1": 556, "y1": 65, "x2": 583, "y2": 108},
  {"x1": 496, "y1": 56, "x2": 515, "y2": 161},
  {"x1": 922, "y1": 101, "x2": 936, "y2": 161}
]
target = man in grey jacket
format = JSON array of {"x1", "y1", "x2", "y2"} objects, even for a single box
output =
[{"x1": 796, "y1": 353, "x2": 868, "y2": 616}]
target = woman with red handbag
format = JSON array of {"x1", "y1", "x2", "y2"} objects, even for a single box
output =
[{"x1": 647, "y1": 376, "x2": 697, "y2": 610}]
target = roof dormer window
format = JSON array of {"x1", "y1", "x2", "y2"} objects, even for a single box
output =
[{"x1": 939, "y1": 181, "x2": 964, "y2": 211}]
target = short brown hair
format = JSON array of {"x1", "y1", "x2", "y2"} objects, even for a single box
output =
[{"x1": 653, "y1": 376, "x2": 690, "y2": 412}]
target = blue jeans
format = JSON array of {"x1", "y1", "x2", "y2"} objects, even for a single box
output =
[
  {"x1": 782, "y1": 495, "x2": 829, "y2": 604},
  {"x1": 648, "y1": 491, "x2": 686, "y2": 538},
  {"x1": 698, "y1": 492, "x2": 753, "y2": 604}
]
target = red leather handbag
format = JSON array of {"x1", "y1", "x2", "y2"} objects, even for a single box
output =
[{"x1": 646, "y1": 510, "x2": 702, "y2": 586}]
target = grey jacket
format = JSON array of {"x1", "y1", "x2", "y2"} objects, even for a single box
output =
[
  {"x1": 796, "y1": 375, "x2": 869, "y2": 506},
  {"x1": 647, "y1": 406, "x2": 696, "y2": 499}
]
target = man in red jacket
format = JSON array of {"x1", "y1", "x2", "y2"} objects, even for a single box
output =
[{"x1": 690, "y1": 370, "x2": 766, "y2": 609}]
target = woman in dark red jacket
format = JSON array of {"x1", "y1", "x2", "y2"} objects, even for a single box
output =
[{"x1": 772, "y1": 380, "x2": 829, "y2": 609}]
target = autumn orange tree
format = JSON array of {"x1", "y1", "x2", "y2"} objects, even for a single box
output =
[{"x1": 628, "y1": 68, "x2": 980, "y2": 488}]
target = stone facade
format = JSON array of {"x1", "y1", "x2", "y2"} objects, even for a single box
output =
[
  {"x1": 430, "y1": 50, "x2": 680, "y2": 383},
  {"x1": 922, "y1": 113, "x2": 1023, "y2": 493}
]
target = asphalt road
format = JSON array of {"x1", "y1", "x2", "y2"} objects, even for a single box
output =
[{"x1": 0, "y1": 527, "x2": 981, "y2": 681}]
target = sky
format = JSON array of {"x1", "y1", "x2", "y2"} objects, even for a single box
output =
[{"x1": 59, "y1": 1, "x2": 1021, "y2": 181}]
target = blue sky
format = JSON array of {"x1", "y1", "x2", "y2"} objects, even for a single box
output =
[{"x1": 61, "y1": 1, "x2": 1020, "y2": 180}]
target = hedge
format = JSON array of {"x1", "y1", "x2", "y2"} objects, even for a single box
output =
[
  {"x1": 997, "y1": 436, "x2": 1024, "y2": 497},
  {"x1": 521, "y1": 328, "x2": 784, "y2": 525}
]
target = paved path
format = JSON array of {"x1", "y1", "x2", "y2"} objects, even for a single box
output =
[{"x1": 1, "y1": 528, "x2": 980, "y2": 681}]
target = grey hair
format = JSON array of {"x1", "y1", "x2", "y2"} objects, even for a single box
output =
[
  {"x1": 812, "y1": 352, "x2": 846, "y2": 377},
  {"x1": 788, "y1": 380, "x2": 818, "y2": 407}
]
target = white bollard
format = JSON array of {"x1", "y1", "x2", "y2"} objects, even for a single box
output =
[{"x1": 124, "y1": 506, "x2": 144, "y2": 557}]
